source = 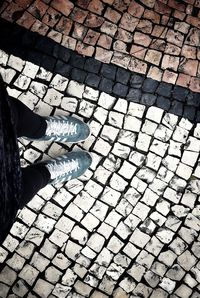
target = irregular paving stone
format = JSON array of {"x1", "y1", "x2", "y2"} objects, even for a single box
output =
[
  {"x1": 142, "y1": 78, "x2": 159, "y2": 93},
  {"x1": 99, "y1": 77, "x2": 114, "y2": 93},
  {"x1": 113, "y1": 83, "x2": 128, "y2": 97},
  {"x1": 116, "y1": 68, "x2": 131, "y2": 84},
  {"x1": 101, "y1": 64, "x2": 117, "y2": 80},
  {"x1": 1, "y1": 10, "x2": 200, "y2": 298},
  {"x1": 85, "y1": 73, "x2": 101, "y2": 87},
  {"x1": 141, "y1": 93, "x2": 157, "y2": 106},
  {"x1": 156, "y1": 96, "x2": 171, "y2": 110},
  {"x1": 84, "y1": 57, "x2": 102, "y2": 73},
  {"x1": 156, "y1": 82, "x2": 173, "y2": 97}
]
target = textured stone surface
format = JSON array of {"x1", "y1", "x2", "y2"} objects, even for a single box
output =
[
  {"x1": 1, "y1": 1, "x2": 200, "y2": 91},
  {"x1": 0, "y1": 2, "x2": 200, "y2": 297}
]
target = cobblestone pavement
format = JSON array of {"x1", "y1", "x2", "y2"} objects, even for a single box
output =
[{"x1": 0, "y1": 1, "x2": 200, "y2": 298}]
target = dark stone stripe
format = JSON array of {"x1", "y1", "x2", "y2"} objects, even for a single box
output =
[{"x1": 0, "y1": 17, "x2": 200, "y2": 123}]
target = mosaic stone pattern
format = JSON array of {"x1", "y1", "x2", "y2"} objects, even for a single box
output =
[
  {"x1": 0, "y1": 0, "x2": 200, "y2": 92},
  {"x1": 0, "y1": 0, "x2": 200, "y2": 297},
  {"x1": 0, "y1": 18, "x2": 200, "y2": 124},
  {"x1": 0, "y1": 51, "x2": 200, "y2": 298}
]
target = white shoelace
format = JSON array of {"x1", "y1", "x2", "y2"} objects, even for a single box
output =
[
  {"x1": 46, "y1": 119, "x2": 78, "y2": 136},
  {"x1": 47, "y1": 158, "x2": 80, "y2": 179}
]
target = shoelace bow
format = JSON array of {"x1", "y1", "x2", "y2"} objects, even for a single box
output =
[{"x1": 46, "y1": 119, "x2": 78, "y2": 136}]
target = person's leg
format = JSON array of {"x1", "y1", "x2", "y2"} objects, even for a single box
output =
[
  {"x1": 20, "y1": 164, "x2": 51, "y2": 208},
  {"x1": 9, "y1": 96, "x2": 90, "y2": 143},
  {"x1": 20, "y1": 150, "x2": 92, "y2": 207},
  {"x1": 9, "y1": 96, "x2": 47, "y2": 138}
]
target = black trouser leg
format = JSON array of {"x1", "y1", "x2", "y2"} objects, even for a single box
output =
[
  {"x1": 9, "y1": 96, "x2": 50, "y2": 206},
  {"x1": 9, "y1": 96, "x2": 47, "y2": 138},
  {"x1": 20, "y1": 164, "x2": 51, "y2": 207}
]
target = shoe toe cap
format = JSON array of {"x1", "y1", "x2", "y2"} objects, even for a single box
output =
[{"x1": 82, "y1": 151, "x2": 92, "y2": 169}]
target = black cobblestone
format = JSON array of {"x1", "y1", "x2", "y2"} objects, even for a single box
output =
[
  {"x1": 0, "y1": 18, "x2": 199, "y2": 123},
  {"x1": 142, "y1": 78, "x2": 159, "y2": 93},
  {"x1": 35, "y1": 36, "x2": 55, "y2": 55},
  {"x1": 169, "y1": 101, "x2": 183, "y2": 116},
  {"x1": 71, "y1": 68, "x2": 87, "y2": 83},
  {"x1": 113, "y1": 83, "x2": 128, "y2": 97},
  {"x1": 70, "y1": 53, "x2": 85, "y2": 69},
  {"x1": 141, "y1": 93, "x2": 157, "y2": 106},
  {"x1": 172, "y1": 86, "x2": 189, "y2": 102},
  {"x1": 55, "y1": 60, "x2": 72, "y2": 76},
  {"x1": 196, "y1": 111, "x2": 200, "y2": 122},
  {"x1": 126, "y1": 88, "x2": 142, "y2": 102},
  {"x1": 186, "y1": 92, "x2": 200, "y2": 107},
  {"x1": 22, "y1": 31, "x2": 37, "y2": 47},
  {"x1": 116, "y1": 68, "x2": 131, "y2": 85},
  {"x1": 156, "y1": 96, "x2": 171, "y2": 110},
  {"x1": 41, "y1": 55, "x2": 56, "y2": 72},
  {"x1": 99, "y1": 78, "x2": 114, "y2": 93},
  {"x1": 100, "y1": 64, "x2": 117, "y2": 80},
  {"x1": 183, "y1": 106, "x2": 196, "y2": 121},
  {"x1": 26, "y1": 51, "x2": 44, "y2": 65},
  {"x1": 84, "y1": 58, "x2": 102, "y2": 74},
  {"x1": 53, "y1": 45, "x2": 71, "y2": 63},
  {"x1": 156, "y1": 82, "x2": 173, "y2": 98},
  {"x1": 85, "y1": 73, "x2": 101, "y2": 88},
  {"x1": 130, "y1": 74, "x2": 144, "y2": 89}
]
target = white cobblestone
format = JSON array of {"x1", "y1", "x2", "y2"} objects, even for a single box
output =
[
  {"x1": 33, "y1": 279, "x2": 54, "y2": 298},
  {"x1": 146, "y1": 106, "x2": 164, "y2": 123},
  {"x1": 109, "y1": 111, "x2": 124, "y2": 128},
  {"x1": 128, "y1": 102, "x2": 145, "y2": 118},
  {"x1": 34, "y1": 214, "x2": 56, "y2": 233},
  {"x1": 150, "y1": 139, "x2": 169, "y2": 157},
  {"x1": 101, "y1": 187, "x2": 121, "y2": 207},
  {"x1": 181, "y1": 150, "x2": 199, "y2": 166},
  {"x1": 67, "y1": 80, "x2": 84, "y2": 98},
  {"x1": 87, "y1": 233, "x2": 105, "y2": 253},
  {"x1": 159, "y1": 277, "x2": 176, "y2": 294},
  {"x1": 0, "y1": 49, "x2": 8, "y2": 66},
  {"x1": 19, "y1": 264, "x2": 39, "y2": 286},
  {"x1": 23, "y1": 61, "x2": 39, "y2": 78},
  {"x1": 114, "y1": 98, "x2": 128, "y2": 114},
  {"x1": 1, "y1": 55, "x2": 200, "y2": 298},
  {"x1": 130, "y1": 228, "x2": 151, "y2": 248},
  {"x1": 0, "y1": 68, "x2": 16, "y2": 83},
  {"x1": 14, "y1": 74, "x2": 31, "y2": 90},
  {"x1": 118, "y1": 129, "x2": 136, "y2": 146},
  {"x1": 136, "y1": 132, "x2": 152, "y2": 152},
  {"x1": 130, "y1": 177, "x2": 147, "y2": 194},
  {"x1": 101, "y1": 125, "x2": 119, "y2": 142},
  {"x1": 36, "y1": 67, "x2": 52, "y2": 80},
  {"x1": 50, "y1": 74, "x2": 69, "y2": 91},
  {"x1": 136, "y1": 250, "x2": 155, "y2": 269},
  {"x1": 43, "y1": 88, "x2": 63, "y2": 106},
  {"x1": 98, "y1": 92, "x2": 116, "y2": 109},
  {"x1": 94, "y1": 106, "x2": 108, "y2": 124},
  {"x1": 94, "y1": 137, "x2": 112, "y2": 155},
  {"x1": 179, "y1": 118, "x2": 193, "y2": 130},
  {"x1": 61, "y1": 96, "x2": 78, "y2": 112},
  {"x1": 124, "y1": 115, "x2": 142, "y2": 132},
  {"x1": 8, "y1": 55, "x2": 25, "y2": 71},
  {"x1": 30, "y1": 252, "x2": 50, "y2": 272},
  {"x1": 162, "y1": 113, "x2": 178, "y2": 130},
  {"x1": 115, "y1": 221, "x2": 131, "y2": 240},
  {"x1": 110, "y1": 173, "x2": 128, "y2": 191},
  {"x1": 79, "y1": 99, "x2": 95, "y2": 118},
  {"x1": 142, "y1": 119, "x2": 158, "y2": 135},
  {"x1": 156, "y1": 228, "x2": 175, "y2": 244},
  {"x1": 146, "y1": 152, "x2": 162, "y2": 171}
]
